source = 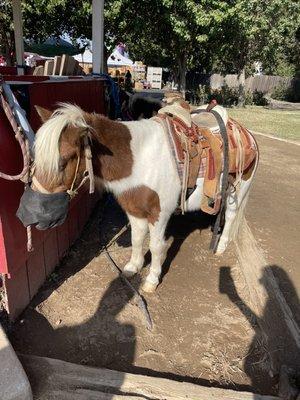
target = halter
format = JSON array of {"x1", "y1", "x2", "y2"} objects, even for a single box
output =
[{"x1": 32, "y1": 135, "x2": 95, "y2": 198}]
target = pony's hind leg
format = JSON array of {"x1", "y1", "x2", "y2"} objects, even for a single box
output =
[
  {"x1": 142, "y1": 213, "x2": 169, "y2": 293},
  {"x1": 123, "y1": 215, "x2": 148, "y2": 277}
]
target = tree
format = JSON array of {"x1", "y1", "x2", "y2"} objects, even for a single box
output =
[
  {"x1": 0, "y1": 1, "x2": 14, "y2": 65},
  {"x1": 0, "y1": 0, "x2": 92, "y2": 64},
  {"x1": 104, "y1": 0, "x2": 230, "y2": 91},
  {"x1": 1, "y1": 0, "x2": 299, "y2": 98},
  {"x1": 211, "y1": 0, "x2": 300, "y2": 104}
]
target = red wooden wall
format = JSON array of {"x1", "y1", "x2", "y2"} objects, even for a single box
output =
[{"x1": 0, "y1": 78, "x2": 107, "y2": 319}]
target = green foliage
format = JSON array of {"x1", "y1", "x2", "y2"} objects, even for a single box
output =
[
  {"x1": 22, "y1": 1, "x2": 92, "y2": 42},
  {"x1": 268, "y1": 58, "x2": 296, "y2": 78},
  {"x1": 244, "y1": 90, "x2": 268, "y2": 106},
  {"x1": 271, "y1": 82, "x2": 300, "y2": 102},
  {"x1": 0, "y1": 0, "x2": 14, "y2": 64},
  {"x1": 1, "y1": 0, "x2": 299, "y2": 90},
  {"x1": 214, "y1": 0, "x2": 300, "y2": 75},
  {"x1": 188, "y1": 84, "x2": 267, "y2": 107}
]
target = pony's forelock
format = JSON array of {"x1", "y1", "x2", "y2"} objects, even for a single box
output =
[{"x1": 34, "y1": 103, "x2": 90, "y2": 177}]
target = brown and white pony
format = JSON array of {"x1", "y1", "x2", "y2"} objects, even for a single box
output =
[{"x1": 21, "y1": 103, "x2": 258, "y2": 292}]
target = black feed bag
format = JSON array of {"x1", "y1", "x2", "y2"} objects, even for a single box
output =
[{"x1": 16, "y1": 185, "x2": 69, "y2": 230}]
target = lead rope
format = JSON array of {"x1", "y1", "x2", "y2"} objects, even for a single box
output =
[
  {"x1": 0, "y1": 92, "x2": 30, "y2": 181},
  {"x1": 0, "y1": 90, "x2": 34, "y2": 252}
]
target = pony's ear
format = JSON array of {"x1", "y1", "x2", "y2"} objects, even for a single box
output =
[{"x1": 35, "y1": 106, "x2": 52, "y2": 123}]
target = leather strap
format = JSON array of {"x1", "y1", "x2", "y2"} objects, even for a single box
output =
[{"x1": 32, "y1": 135, "x2": 95, "y2": 199}]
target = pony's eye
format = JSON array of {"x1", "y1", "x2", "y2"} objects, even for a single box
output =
[{"x1": 58, "y1": 158, "x2": 67, "y2": 171}]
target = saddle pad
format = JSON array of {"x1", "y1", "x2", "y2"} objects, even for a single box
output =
[
  {"x1": 192, "y1": 104, "x2": 229, "y2": 132},
  {"x1": 158, "y1": 101, "x2": 192, "y2": 127}
]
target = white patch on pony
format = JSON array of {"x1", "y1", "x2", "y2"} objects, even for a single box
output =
[
  {"x1": 105, "y1": 119, "x2": 181, "y2": 215},
  {"x1": 34, "y1": 103, "x2": 90, "y2": 177}
]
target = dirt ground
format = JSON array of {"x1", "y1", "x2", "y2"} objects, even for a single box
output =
[
  {"x1": 245, "y1": 135, "x2": 300, "y2": 327},
  {"x1": 10, "y1": 133, "x2": 299, "y2": 397},
  {"x1": 10, "y1": 195, "x2": 276, "y2": 395}
]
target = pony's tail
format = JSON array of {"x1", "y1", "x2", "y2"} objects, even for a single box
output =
[
  {"x1": 230, "y1": 190, "x2": 250, "y2": 241},
  {"x1": 230, "y1": 150, "x2": 259, "y2": 242}
]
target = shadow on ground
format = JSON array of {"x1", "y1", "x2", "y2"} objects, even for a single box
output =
[{"x1": 9, "y1": 196, "x2": 298, "y2": 397}]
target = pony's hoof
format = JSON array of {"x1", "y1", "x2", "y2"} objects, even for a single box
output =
[
  {"x1": 123, "y1": 269, "x2": 137, "y2": 278},
  {"x1": 142, "y1": 281, "x2": 157, "y2": 293},
  {"x1": 123, "y1": 262, "x2": 139, "y2": 278},
  {"x1": 215, "y1": 246, "x2": 226, "y2": 256}
]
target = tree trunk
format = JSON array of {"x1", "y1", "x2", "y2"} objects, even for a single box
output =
[
  {"x1": 178, "y1": 52, "x2": 187, "y2": 98},
  {"x1": 237, "y1": 68, "x2": 246, "y2": 107}
]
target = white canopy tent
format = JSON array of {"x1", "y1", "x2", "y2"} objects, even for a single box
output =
[
  {"x1": 107, "y1": 49, "x2": 133, "y2": 67},
  {"x1": 11, "y1": 0, "x2": 104, "y2": 75},
  {"x1": 74, "y1": 47, "x2": 134, "y2": 67},
  {"x1": 74, "y1": 48, "x2": 93, "y2": 64}
]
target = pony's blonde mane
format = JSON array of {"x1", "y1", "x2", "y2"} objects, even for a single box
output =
[{"x1": 34, "y1": 103, "x2": 90, "y2": 176}]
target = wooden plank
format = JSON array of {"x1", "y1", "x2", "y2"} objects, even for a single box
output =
[
  {"x1": 65, "y1": 56, "x2": 76, "y2": 75},
  {"x1": 44, "y1": 59, "x2": 54, "y2": 75},
  {"x1": 26, "y1": 244, "x2": 46, "y2": 299},
  {"x1": 20, "y1": 355, "x2": 279, "y2": 400},
  {"x1": 59, "y1": 54, "x2": 69, "y2": 76},
  {"x1": 68, "y1": 202, "x2": 80, "y2": 245},
  {"x1": 33, "y1": 65, "x2": 44, "y2": 76},
  {"x1": 73, "y1": 60, "x2": 79, "y2": 75},
  {"x1": 43, "y1": 230, "x2": 59, "y2": 276},
  {"x1": 56, "y1": 222, "x2": 69, "y2": 258},
  {"x1": 53, "y1": 56, "x2": 62, "y2": 75}
]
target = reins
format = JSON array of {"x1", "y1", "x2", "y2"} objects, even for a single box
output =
[{"x1": 191, "y1": 106, "x2": 230, "y2": 253}]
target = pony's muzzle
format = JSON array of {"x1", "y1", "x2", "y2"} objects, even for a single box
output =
[{"x1": 16, "y1": 185, "x2": 69, "y2": 230}]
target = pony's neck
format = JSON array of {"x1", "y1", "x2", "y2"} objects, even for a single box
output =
[{"x1": 87, "y1": 114, "x2": 133, "y2": 183}]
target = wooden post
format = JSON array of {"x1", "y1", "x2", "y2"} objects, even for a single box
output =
[
  {"x1": 12, "y1": 0, "x2": 25, "y2": 75},
  {"x1": 92, "y1": 0, "x2": 104, "y2": 74}
]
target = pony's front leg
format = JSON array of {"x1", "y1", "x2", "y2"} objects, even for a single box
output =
[
  {"x1": 142, "y1": 214, "x2": 169, "y2": 293},
  {"x1": 123, "y1": 215, "x2": 148, "y2": 277}
]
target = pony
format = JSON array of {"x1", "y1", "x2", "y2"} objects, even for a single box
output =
[
  {"x1": 121, "y1": 91, "x2": 162, "y2": 120},
  {"x1": 19, "y1": 103, "x2": 258, "y2": 293}
]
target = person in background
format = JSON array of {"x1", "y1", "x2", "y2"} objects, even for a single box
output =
[{"x1": 125, "y1": 69, "x2": 133, "y2": 93}]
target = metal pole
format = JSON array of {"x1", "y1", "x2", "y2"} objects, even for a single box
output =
[
  {"x1": 12, "y1": 0, "x2": 25, "y2": 75},
  {"x1": 92, "y1": 0, "x2": 104, "y2": 74}
]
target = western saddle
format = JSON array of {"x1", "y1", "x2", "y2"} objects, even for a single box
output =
[{"x1": 155, "y1": 95, "x2": 257, "y2": 215}]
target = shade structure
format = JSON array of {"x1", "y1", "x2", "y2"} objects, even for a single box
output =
[{"x1": 25, "y1": 37, "x2": 81, "y2": 57}]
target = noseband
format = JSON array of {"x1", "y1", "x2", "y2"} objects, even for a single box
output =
[{"x1": 32, "y1": 135, "x2": 95, "y2": 199}]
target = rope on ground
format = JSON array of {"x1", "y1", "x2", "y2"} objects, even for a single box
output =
[
  {"x1": 103, "y1": 244, "x2": 153, "y2": 331},
  {"x1": 98, "y1": 198, "x2": 153, "y2": 330}
]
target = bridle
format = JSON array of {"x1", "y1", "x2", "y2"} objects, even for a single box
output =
[{"x1": 32, "y1": 134, "x2": 95, "y2": 199}]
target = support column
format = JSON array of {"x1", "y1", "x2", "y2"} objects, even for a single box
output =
[
  {"x1": 12, "y1": 0, "x2": 25, "y2": 75},
  {"x1": 92, "y1": 0, "x2": 104, "y2": 74}
]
